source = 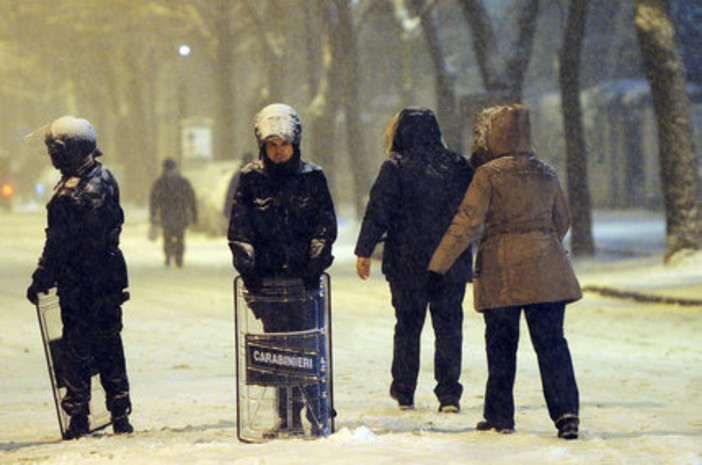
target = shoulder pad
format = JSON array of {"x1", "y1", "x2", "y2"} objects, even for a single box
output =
[
  {"x1": 54, "y1": 176, "x2": 81, "y2": 196},
  {"x1": 241, "y1": 160, "x2": 264, "y2": 174},
  {"x1": 300, "y1": 160, "x2": 323, "y2": 173},
  {"x1": 65, "y1": 177, "x2": 81, "y2": 188}
]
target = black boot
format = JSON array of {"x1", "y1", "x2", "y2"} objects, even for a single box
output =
[
  {"x1": 112, "y1": 414, "x2": 134, "y2": 434},
  {"x1": 438, "y1": 398, "x2": 461, "y2": 413},
  {"x1": 475, "y1": 419, "x2": 515, "y2": 434},
  {"x1": 64, "y1": 414, "x2": 89, "y2": 440},
  {"x1": 389, "y1": 386, "x2": 414, "y2": 410}
]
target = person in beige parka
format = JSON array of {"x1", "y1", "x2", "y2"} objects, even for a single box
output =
[{"x1": 428, "y1": 104, "x2": 582, "y2": 440}]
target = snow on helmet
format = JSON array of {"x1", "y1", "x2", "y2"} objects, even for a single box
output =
[
  {"x1": 254, "y1": 103, "x2": 301, "y2": 147},
  {"x1": 46, "y1": 115, "x2": 97, "y2": 152}
]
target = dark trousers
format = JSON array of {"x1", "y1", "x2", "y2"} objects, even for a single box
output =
[
  {"x1": 60, "y1": 301, "x2": 131, "y2": 418},
  {"x1": 162, "y1": 227, "x2": 185, "y2": 266},
  {"x1": 388, "y1": 282, "x2": 466, "y2": 404},
  {"x1": 482, "y1": 302, "x2": 579, "y2": 427},
  {"x1": 254, "y1": 289, "x2": 324, "y2": 430}
]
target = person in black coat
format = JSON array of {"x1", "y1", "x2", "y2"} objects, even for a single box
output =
[
  {"x1": 354, "y1": 108, "x2": 473, "y2": 412},
  {"x1": 149, "y1": 158, "x2": 197, "y2": 267},
  {"x1": 228, "y1": 103, "x2": 337, "y2": 436},
  {"x1": 26, "y1": 116, "x2": 133, "y2": 439}
]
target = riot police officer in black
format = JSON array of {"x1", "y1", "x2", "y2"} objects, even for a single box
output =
[
  {"x1": 27, "y1": 116, "x2": 133, "y2": 439},
  {"x1": 228, "y1": 104, "x2": 337, "y2": 437}
]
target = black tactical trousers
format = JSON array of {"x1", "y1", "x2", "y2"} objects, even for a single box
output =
[
  {"x1": 60, "y1": 299, "x2": 131, "y2": 418},
  {"x1": 388, "y1": 282, "x2": 466, "y2": 405},
  {"x1": 254, "y1": 291, "x2": 324, "y2": 431},
  {"x1": 482, "y1": 302, "x2": 579, "y2": 428}
]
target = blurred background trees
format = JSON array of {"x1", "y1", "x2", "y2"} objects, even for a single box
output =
[{"x1": 1, "y1": 0, "x2": 700, "y2": 259}]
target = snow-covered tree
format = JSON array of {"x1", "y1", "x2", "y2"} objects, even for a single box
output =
[{"x1": 635, "y1": 0, "x2": 702, "y2": 262}]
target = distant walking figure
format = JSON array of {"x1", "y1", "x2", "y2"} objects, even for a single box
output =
[{"x1": 149, "y1": 158, "x2": 197, "y2": 267}]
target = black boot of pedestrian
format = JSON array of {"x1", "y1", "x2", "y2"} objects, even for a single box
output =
[
  {"x1": 389, "y1": 386, "x2": 414, "y2": 410},
  {"x1": 556, "y1": 415, "x2": 579, "y2": 440},
  {"x1": 475, "y1": 419, "x2": 515, "y2": 434}
]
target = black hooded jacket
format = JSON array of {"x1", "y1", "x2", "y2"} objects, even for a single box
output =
[
  {"x1": 354, "y1": 108, "x2": 473, "y2": 288},
  {"x1": 32, "y1": 159, "x2": 129, "y2": 305},
  {"x1": 227, "y1": 147, "x2": 337, "y2": 287}
]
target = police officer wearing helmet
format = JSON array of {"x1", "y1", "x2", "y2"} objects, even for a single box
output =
[
  {"x1": 227, "y1": 103, "x2": 337, "y2": 437},
  {"x1": 228, "y1": 103, "x2": 337, "y2": 294},
  {"x1": 27, "y1": 116, "x2": 134, "y2": 439}
]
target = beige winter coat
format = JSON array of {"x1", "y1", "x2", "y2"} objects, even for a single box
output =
[{"x1": 428, "y1": 153, "x2": 582, "y2": 311}]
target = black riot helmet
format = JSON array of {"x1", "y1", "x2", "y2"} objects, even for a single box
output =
[{"x1": 44, "y1": 116, "x2": 101, "y2": 175}]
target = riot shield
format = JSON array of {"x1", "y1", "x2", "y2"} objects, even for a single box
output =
[
  {"x1": 36, "y1": 288, "x2": 111, "y2": 438},
  {"x1": 234, "y1": 275, "x2": 334, "y2": 442}
]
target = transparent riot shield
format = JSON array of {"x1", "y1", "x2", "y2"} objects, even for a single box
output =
[
  {"x1": 36, "y1": 288, "x2": 111, "y2": 439},
  {"x1": 234, "y1": 274, "x2": 334, "y2": 442}
]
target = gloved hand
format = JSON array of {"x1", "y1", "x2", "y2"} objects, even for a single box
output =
[
  {"x1": 27, "y1": 268, "x2": 54, "y2": 305},
  {"x1": 242, "y1": 273, "x2": 263, "y2": 294},
  {"x1": 303, "y1": 255, "x2": 327, "y2": 291},
  {"x1": 26, "y1": 284, "x2": 40, "y2": 305},
  {"x1": 426, "y1": 271, "x2": 445, "y2": 298},
  {"x1": 303, "y1": 273, "x2": 322, "y2": 291}
]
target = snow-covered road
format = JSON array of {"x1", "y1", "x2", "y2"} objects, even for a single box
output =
[{"x1": 1, "y1": 208, "x2": 700, "y2": 464}]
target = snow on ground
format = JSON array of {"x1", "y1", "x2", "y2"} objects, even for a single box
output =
[{"x1": 1, "y1": 208, "x2": 701, "y2": 464}]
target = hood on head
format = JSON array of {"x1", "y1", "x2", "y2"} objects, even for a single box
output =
[
  {"x1": 470, "y1": 104, "x2": 532, "y2": 169},
  {"x1": 391, "y1": 107, "x2": 444, "y2": 155},
  {"x1": 163, "y1": 158, "x2": 177, "y2": 170}
]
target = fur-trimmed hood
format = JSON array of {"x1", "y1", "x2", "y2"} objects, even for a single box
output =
[{"x1": 470, "y1": 104, "x2": 533, "y2": 169}]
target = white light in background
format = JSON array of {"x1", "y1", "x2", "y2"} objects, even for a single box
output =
[{"x1": 178, "y1": 44, "x2": 191, "y2": 57}]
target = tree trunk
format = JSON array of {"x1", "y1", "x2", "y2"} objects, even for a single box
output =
[
  {"x1": 411, "y1": 0, "x2": 461, "y2": 152},
  {"x1": 457, "y1": 0, "x2": 501, "y2": 90},
  {"x1": 307, "y1": 9, "x2": 340, "y2": 194},
  {"x1": 559, "y1": 0, "x2": 594, "y2": 256},
  {"x1": 333, "y1": 0, "x2": 371, "y2": 218},
  {"x1": 457, "y1": 0, "x2": 539, "y2": 102},
  {"x1": 635, "y1": 0, "x2": 702, "y2": 262},
  {"x1": 212, "y1": 0, "x2": 238, "y2": 161}
]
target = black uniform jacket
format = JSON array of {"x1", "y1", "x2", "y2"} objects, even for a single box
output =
[
  {"x1": 227, "y1": 158, "x2": 337, "y2": 284},
  {"x1": 35, "y1": 160, "x2": 128, "y2": 306}
]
